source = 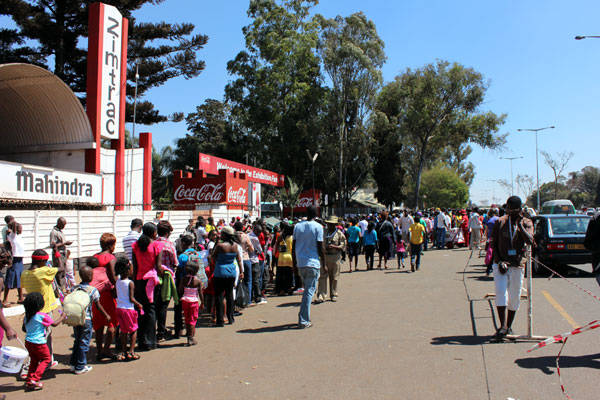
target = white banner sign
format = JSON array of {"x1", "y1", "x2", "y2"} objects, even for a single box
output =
[
  {"x1": 0, "y1": 161, "x2": 103, "y2": 204},
  {"x1": 99, "y1": 4, "x2": 123, "y2": 140}
]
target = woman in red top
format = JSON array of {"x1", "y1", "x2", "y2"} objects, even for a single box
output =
[
  {"x1": 132, "y1": 223, "x2": 162, "y2": 351},
  {"x1": 91, "y1": 233, "x2": 118, "y2": 360}
]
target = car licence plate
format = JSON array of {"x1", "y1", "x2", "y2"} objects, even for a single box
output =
[{"x1": 567, "y1": 244, "x2": 584, "y2": 250}]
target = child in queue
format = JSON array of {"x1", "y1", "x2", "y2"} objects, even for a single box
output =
[
  {"x1": 115, "y1": 257, "x2": 142, "y2": 361},
  {"x1": 178, "y1": 260, "x2": 203, "y2": 346},
  {"x1": 23, "y1": 292, "x2": 66, "y2": 390},
  {"x1": 69, "y1": 265, "x2": 109, "y2": 374}
]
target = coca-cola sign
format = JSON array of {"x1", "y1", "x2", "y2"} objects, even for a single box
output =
[
  {"x1": 174, "y1": 183, "x2": 225, "y2": 202},
  {"x1": 227, "y1": 186, "x2": 247, "y2": 204},
  {"x1": 297, "y1": 197, "x2": 314, "y2": 207}
]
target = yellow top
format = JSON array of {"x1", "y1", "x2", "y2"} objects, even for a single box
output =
[
  {"x1": 206, "y1": 224, "x2": 216, "y2": 234},
  {"x1": 277, "y1": 236, "x2": 293, "y2": 267},
  {"x1": 21, "y1": 266, "x2": 59, "y2": 313},
  {"x1": 409, "y1": 223, "x2": 425, "y2": 245}
]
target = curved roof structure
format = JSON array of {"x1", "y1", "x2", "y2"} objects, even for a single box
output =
[{"x1": 0, "y1": 63, "x2": 94, "y2": 153}]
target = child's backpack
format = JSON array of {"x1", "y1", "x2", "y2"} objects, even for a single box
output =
[
  {"x1": 63, "y1": 286, "x2": 93, "y2": 326},
  {"x1": 185, "y1": 249, "x2": 209, "y2": 289}
]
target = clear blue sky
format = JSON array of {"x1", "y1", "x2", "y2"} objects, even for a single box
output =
[{"x1": 10, "y1": 1, "x2": 600, "y2": 205}]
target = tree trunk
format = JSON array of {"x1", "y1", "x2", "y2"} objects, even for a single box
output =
[
  {"x1": 413, "y1": 141, "x2": 427, "y2": 210},
  {"x1": 338, "y1": 103, "x2": 346, "y2": 215}
]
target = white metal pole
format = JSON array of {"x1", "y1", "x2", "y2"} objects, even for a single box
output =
[
  {"x1": 526, "y1": 245, "x2": 533, "y2": 337},
  {"x1": 535, "y1": 131, "x2": 540, "y2": 211}
]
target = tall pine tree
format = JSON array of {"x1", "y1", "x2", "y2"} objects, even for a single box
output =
[{"x1": 1, "y1": 0, "x2": 208, "y2": 125}]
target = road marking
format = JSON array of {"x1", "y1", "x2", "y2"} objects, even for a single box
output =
[{"x1": 541, "y1": 290, "x2": 578, "y2": 329}]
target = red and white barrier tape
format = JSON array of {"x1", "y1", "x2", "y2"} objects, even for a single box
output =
[
  {"x1": 528, "y1": 320, "x2": 600, "y2": 399},
  {"x1": 532, "y1": 256, "x2": 600, "y2": 303},
  {"x1": 527, "y1": 256, "x2": 600, "y2": 399}
]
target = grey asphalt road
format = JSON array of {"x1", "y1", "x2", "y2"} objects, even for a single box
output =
[{"x1": 1, "y1": 248, "x2": 599, "y2": 399}]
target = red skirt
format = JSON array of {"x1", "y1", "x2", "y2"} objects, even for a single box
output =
[{"x1": 92, "y1": 290, "x2": 118, "y2": 331}]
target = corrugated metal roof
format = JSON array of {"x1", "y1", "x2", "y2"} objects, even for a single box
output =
[{"x1": 0, "y1": 63, "x2": 94, "y2": 152}]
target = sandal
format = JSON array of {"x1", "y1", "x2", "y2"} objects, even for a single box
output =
[
  {"x1": 116, "y1": 354, "x2": 127, "y2": 361},
  {"x1": 127, "y1": 352, "x2": 140, "y2": 361}
]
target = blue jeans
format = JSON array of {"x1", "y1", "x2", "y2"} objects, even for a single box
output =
[
  {"x1": 436, "y1": 228, "x2": 446, "y2": 249},
  {"x1": 70, "y1": 319, "x2": 92, "y2": 370},
  {"x1": 411, "y1": 244, "x2": 422, "y2": 269},
  {"x1": 258, "y1": 260, "x2": 265, "y2": 293},
  {"x1": 298, "y1": 267, "x2": 320, "y2": 326},
  {"x1": 243, "y1": 260, "x2": 253, "y2": 305}
]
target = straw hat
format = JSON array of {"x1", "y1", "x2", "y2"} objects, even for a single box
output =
[{"x1": 324, "y1": 216, "x2": 339, "y2": 224}]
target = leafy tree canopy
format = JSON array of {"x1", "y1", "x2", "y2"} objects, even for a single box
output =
[{"x1": 420, "y1": 166, "x2": 469, "y2": 209}]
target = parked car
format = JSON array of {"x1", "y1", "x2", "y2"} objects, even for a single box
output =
[
  {"x1": 540, "y1": 199, "x2": 576, "y2": 215},
  {"x1": 531, "y1": 214, "x2": 592, "y2": 275}
]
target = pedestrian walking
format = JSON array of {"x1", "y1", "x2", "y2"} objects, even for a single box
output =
[
  {"x1": 409, "y1": 214, "x2": 425, "y2": 272},
  {"x1": 49, "y1": 217, "x2": 72, "y2": 290},
  {"x1": 292, "y1": 205, "x2": 324, "y2": 328}
]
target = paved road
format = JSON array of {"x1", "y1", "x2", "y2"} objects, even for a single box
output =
[{"x1": 1, "y1": 248, "x2": 599, "y2": 399}]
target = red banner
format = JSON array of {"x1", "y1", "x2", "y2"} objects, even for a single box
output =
[
  {"x1": 173, "y1": 169, "x2": 249, "y2": 208},
  {"x1": 198, "y1": 153, "x2": 284, "y2": 187}
]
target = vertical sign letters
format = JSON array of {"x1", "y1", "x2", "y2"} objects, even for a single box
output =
[{"x1": 99, "y1": 5, "x2": 123, "y2": 140}]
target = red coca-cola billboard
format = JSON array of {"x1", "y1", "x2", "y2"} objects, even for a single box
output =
[
  {"x1": 173, "y1": 169, "x2": 248, "y2": 209},
  {"x1": 198, "y1": 153, "x2": 285, "y2": 187},
  {"x1": 283, "y1": 189, "x2": 321, "y2": 217}
]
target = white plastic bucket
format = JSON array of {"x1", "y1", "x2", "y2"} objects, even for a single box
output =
[{"x1": 0, "y1": 344, "x2": 28, "y2": 374}]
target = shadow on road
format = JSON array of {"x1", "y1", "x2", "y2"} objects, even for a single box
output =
[
  {"x1": 514, "y1": 353, "x2": 600, "y2": 375},
  {"x1": 431, "y1": 335, "x2": 490, "y2": 346},
  {"x1": 237, "y1": 323, "x2": 300, "y2": 334},
  {"x1": 277, "y1": 302, "x2": 300, "y2": 308},
  {"x1": 384, "y1": 270, "x2": 412, "y2": 274}
]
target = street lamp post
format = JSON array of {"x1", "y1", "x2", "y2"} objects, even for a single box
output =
[
  {"x1": 499, "y1": 156, "x2": 523, "y2": 196},
  {"x1": 306, "y1": 149, "x2": 319, "y2": 205},
  {"x1": 487, "y1": 179, "x2": 499, "y2": 204},
  {"x1": 517, "y1": 126, "x2": 555, "y2": 210},
  {"x1": 575, "y1": 36, "x2": 600, "y2": 40}
]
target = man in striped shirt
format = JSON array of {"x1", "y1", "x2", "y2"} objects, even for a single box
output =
[{"x1": 122, "y1": 218, "x2": 143, "y2": 261}]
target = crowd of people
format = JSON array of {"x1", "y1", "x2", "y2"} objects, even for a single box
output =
[{"x1": 0, "y1": 197, "x2": 541, "y2": 390}]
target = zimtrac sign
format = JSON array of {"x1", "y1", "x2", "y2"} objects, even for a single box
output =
[
  {"x1": 198, "y1": 153, "x2": 285, "y2": 187},
  {"x1": 173, "y1": 169, "x2": 248, "y2": 209}
]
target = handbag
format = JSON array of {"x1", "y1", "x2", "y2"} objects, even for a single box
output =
[{"x1": 484, "y1": 246, "x2": 493, "y2": 265}]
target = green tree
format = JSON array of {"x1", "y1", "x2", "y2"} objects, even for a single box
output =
[
  {"x1": 440, "y1": 143, "x2": 475, "y2": 186},
  {"x1": 566, "y1": 166, "x2": 600, "y2": 207},
  {"x1": 225, "y1": 0, "x2": 325, "y2": 189},
  {"x1": 1, "y1": 0, "x2": 208, "y2": 125},
  {"x1": 276, "y1": 177, "x2": 301, "y2": 218},
  {"x1": 317, "y1": 12, "x2": 385, "y2": 211},
  {"x1": 528, "y1": 181, "x2": 571, "y2": 207},
  {"x1": 420, "y1": 167, "x2": 469, "y2": 209},
  {"x1": 171, "y1": 99, "x2": 245, "y2": 172},
  {"x1": 376, "y1": 60, "x2": 506, "y2": 208},
  {"x1": 152, "y1": 145, "x2": 173, "y2": 206},
  {"x1": 369, "y1": 110, "x2": 404, "y2": 208}
]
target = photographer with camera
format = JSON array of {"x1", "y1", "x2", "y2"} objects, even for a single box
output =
[{"x1": 491, "y1": 196, "x2": 534, "y2": 341}]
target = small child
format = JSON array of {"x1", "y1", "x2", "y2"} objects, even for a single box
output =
[
  {"x1": 396, "y1": 239, "x2": 406, "y2": 269},
  {"x1": 23, "y1": 292, "x2": 66, "y2": 390},
  {"x1": 69, "y1": 265, "x2": 109, "y2": 374},
  {"x1": 178, "y1": 260, "x2": 204, "y2": 346},
  {"x1": 64, "y1": 250, "x2": 76, "y2": 293},
  {"x1": 115, "y1": 258, "x2": 142, "y2": 360}
]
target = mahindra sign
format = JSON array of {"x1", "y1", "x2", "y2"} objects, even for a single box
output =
[
  {"x1": 172, "y1": 169, "x2": 249, "y2": 209},
  {"x1": 198, "y1": 153, "x2": 284, "y2": 187}
]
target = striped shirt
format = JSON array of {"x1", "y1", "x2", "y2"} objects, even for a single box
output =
[
  {"x1": 123, "y1": 230, "x2": 141, "y2": 261},
  {"x1": 156, "y1": 236, "x2": 179, "y2": 273}
]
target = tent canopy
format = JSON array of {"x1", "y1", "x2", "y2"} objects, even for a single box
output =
[{"x1": 0, "y1": 63, "x2": 94, "y2": 153}]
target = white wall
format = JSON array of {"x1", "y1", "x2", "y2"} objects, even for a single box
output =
[
  {"x1": 3, "y1": 209, "x2": 194, "y2": 265},
  {"x1": 100, "y1": 147, "x2": 144, "y2": 210},
  {"x1": 0, "y1": 149, "x2": 87, "y2": 172}
]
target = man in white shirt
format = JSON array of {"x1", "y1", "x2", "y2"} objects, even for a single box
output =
[
  {"x1": 358, "y1": 216, "x2": 368, "y2": 254},
  {"x1": 123, "y1": 218, "x2": 143, "y2": 261},
  {"x1": 435, "y1": 209, "x2": 449, "y2": 249},
  {"x1": 469, "y1": 207, "x2": 483, "y2": 250},
  {"x1": 400, "y1": 210, "x2": 414, "y2": 254}
]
